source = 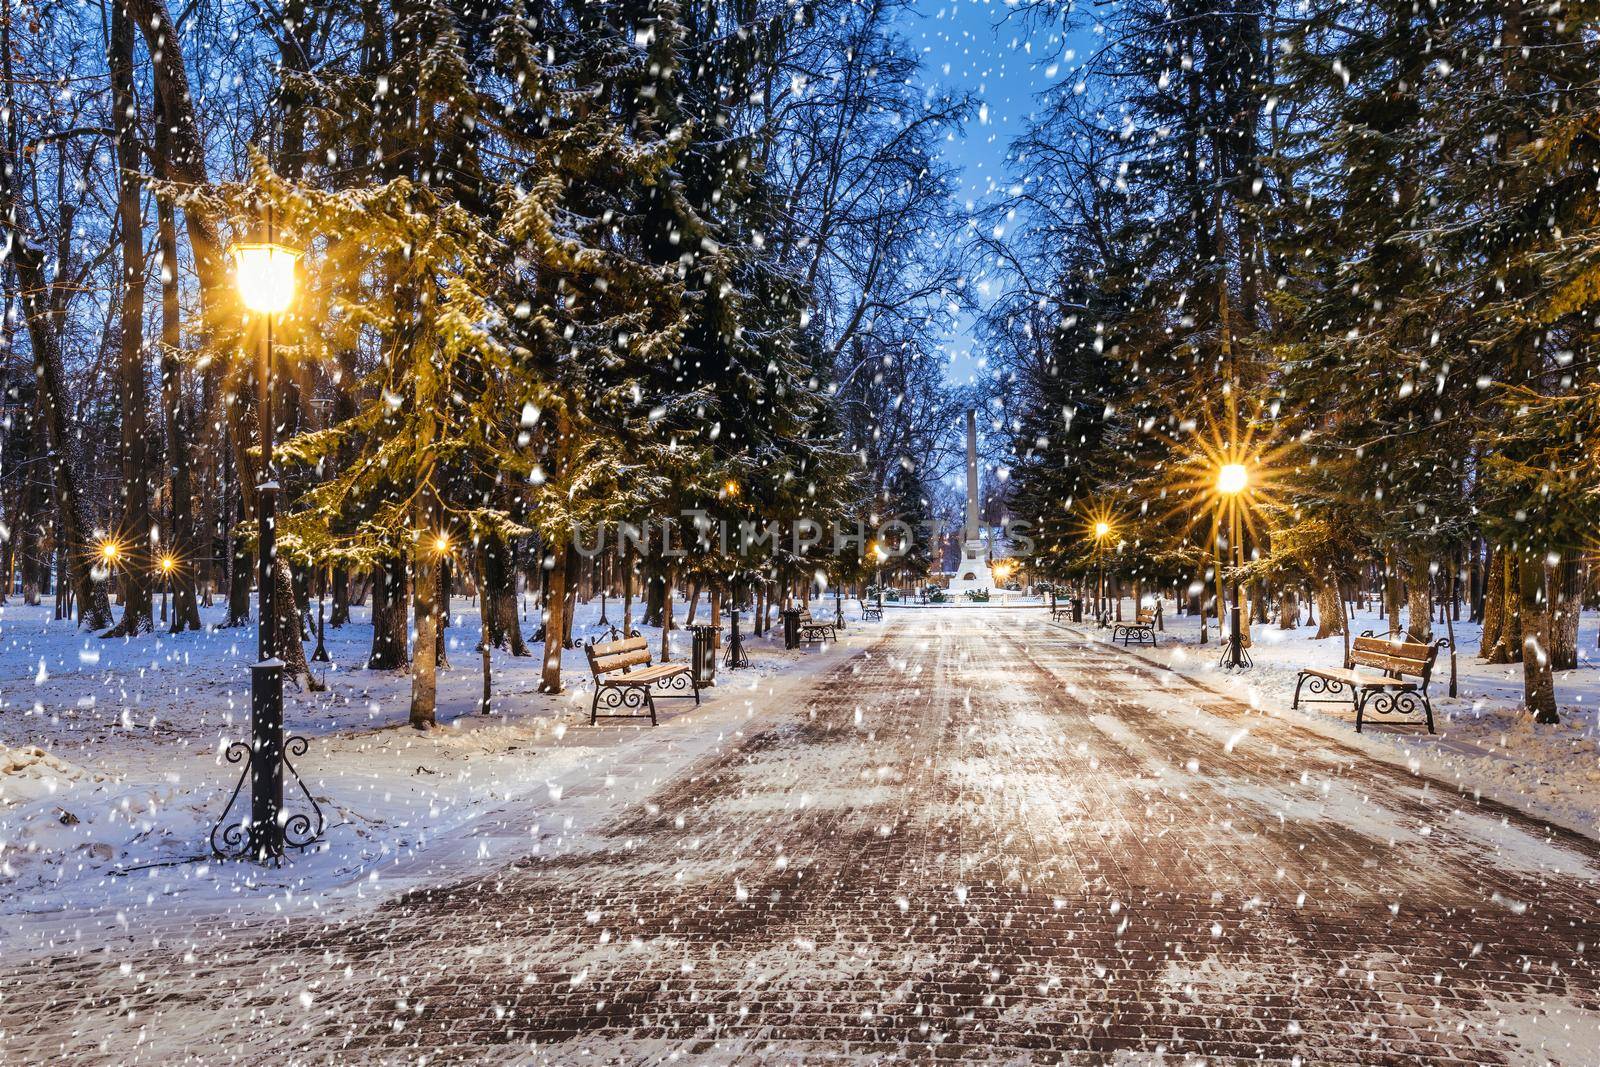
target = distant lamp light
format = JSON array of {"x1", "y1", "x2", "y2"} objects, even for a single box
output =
[
  {"x1": 99, "y1": 540, "x2": 121, "y2": 564},
  {"x1": 231, "y1": 242, "x2": 301, "y2": 315},
  {"x1": 1217, "y1": 463, "x2": 1249, "y2": 496},
  {"x1": 433, "y1": 533, "x2": 452, "y2": 557},
  {"x1": 159, "y1": 555, "x2": 177, "y2": 574},
  {"x1": 723, "y1": 479, "x2": 740, "y2": 498},
  {"x1": 1093, "y1": 521, "x2": 1110, "y2": 540}
]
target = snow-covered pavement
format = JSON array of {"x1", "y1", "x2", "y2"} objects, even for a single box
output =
[{"x1": 2, "y1": 610, "x2": 1596, "y2": 1063}]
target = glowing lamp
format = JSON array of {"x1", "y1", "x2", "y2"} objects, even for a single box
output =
[
  {"x1": 433, "y1": 533, "x2": 452, "y2": 556},
  {"x1": 1093, "y1": 521, "x2": 1110, "y2": 539},
  {"x1": 231, "y1": 242, "x2": 301, "y2": 315},
  {"x1": 99, "y1": 541, "x2": 120, "y2": 563},
  {"x1": 1217, "y1": 463, "x2": 1248, "y2": 496},
  {"x1": 159, "y1": 555, "x2": 177, "y2": 574}
]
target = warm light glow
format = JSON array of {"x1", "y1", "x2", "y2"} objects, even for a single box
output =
[
  {"x1": 159, "y1": 555, "x2": 177, "y2": 573},
  {"x1": 1093, "y1": 521, "x2": 1110, "y2": 540},
  {"x1": 433, "y1": 533, "x2": 452, "y2": 556},
  {"x1": 723, "y1": 479, "x2": 740, "y2": 498},
  {"x1": 232, "y1": 242, "x2": 301, "y2": 315},
  {"x1": 872, "y1": 541, "x2": 888, "y2": 562},
  {"x1": 1217, "y1": 463, "x2": 1249, "y2": 496},
  {"x1": 99, "y1": 540, "x2": 121, "y2": 563}
]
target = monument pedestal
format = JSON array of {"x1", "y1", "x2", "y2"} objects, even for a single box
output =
[{"x1": 946, "y1": 538, "x2": 994, "y2": 597}]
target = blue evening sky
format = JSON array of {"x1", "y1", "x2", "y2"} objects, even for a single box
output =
[{"x1": 896, "y1": 0, "x2": 1093, "y2": 387}]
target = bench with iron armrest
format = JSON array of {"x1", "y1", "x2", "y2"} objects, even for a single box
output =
[
  {"x1": 860, "y1": 598, "x2": 883, "y2": 623},
  {"x1": 1293, "y1": 631, "x2": 1448, "y2": 733},
  {"x1": 585, "y1": 636, "x2": 699, "y2": 726},
  {"x1": 1049, "y1": 596, "x2": 1071, "y2": 621},
  {"x1": 796, "y1": 609, "x2": 837, "y2": 643},
  {"x1": 1112, "y1": 608, "x2": 1160, "y2": 647}
]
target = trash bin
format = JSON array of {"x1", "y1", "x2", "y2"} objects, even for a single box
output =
[
  {"x1": 1072, "y1": 597, "x2": 1083, "y2": 623},
  {"x1": 724, "y1": 610, "x2": 749, "y2": 668},
  {"x1": 781, "y1": 609, "x2": 802, "y2": 650},
  {"x1": 691, "y1": 624, "x2": 717, "y2": 688}
]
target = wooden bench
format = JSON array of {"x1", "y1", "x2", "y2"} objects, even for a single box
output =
[
  {"x1": 860, "y1": 598, "x2": 883, "y2": 622},
  {"x1": 584, "y1": 635, "x2": 698, "y2": 726},
  {"x1": 1112, "y1": 608, "x2": 1159, "y2": 647},
  {"x1": 1293, "y1": 631, "x2": 1447, "y2": 733},
  {"x1": 796, "y1": 609, "x2": 837, "y2": 643}
]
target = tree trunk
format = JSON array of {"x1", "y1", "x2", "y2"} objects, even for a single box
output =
[
  {"x1": 1517, "y1": 550, "x2": 1558, "y2": 723},
  {"x1": 1277, "y1": 586, "x2": 1299, "y2": 629},
  {"x1": 274, "y1": 558, "x2": 318, "y2": 689},
  {"x1": 1405, "y1": 554, "x2": 1432, "y2": 642},
  {"x1": 1480, "y1": 546, "x2": 1505, "y2": 657},
  {"x1": 1469, "y1": 539, "x2": 1485, "y2": 623},
  {"x1": 104, "y1": 1, "x2": 154, "y2": 638},
  {"x1": 1313, "y1": 574, "x2": 1345, "y2": 639},
  {"x1": 1550, "y1": 551, "x2": 1582, "y2": 672},
  {"x1": 561, "y1": 544, "x2": 580, "y2": 647},
  {"x1": 660, "y1": 564, "x2": 675, "y2": 661},
  {"x1": 8, "y1": 251, "x2": 112, "y2": 631},
  {"x1": 435, "y1": 560, "x2": 450, "y2": 670},
  {"x1": 330, "y1": 567, "x2": 351, "y2": 627},
  {"x1": 644, "y1": 568, "x2": 665, "y2": 628},
  {"x1": 155, "y1": 99, "x2": 202, "y2": 633},
  {"x1": 621, "y1": 547, "x2": 634, "y2": 637},
  {"x1": 1382, "y1": 556, "x2": 1403, "y2": 637},
  {"x1": 1487, "y1": 551, "x2": 1523, "y2": 664},
  {"x1": 368, "y1": 558, "x2": 409, "y2": 669},
  {"x1": 483, "y1": 533, "x2": 528, "y2": 654},
  {"x1": 411, "y1": 534, "x2": 437, "y2": 727},
  {"x1": 226, "y1": 494, "x2": 253, "y2": 627},
  {"x1": 539, "y1": 545, "x2": 566, "y2": 693}
]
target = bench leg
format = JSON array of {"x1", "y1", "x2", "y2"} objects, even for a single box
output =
[
  {"x1": 1421, "y1": 692, "x2": 1435, "y2": 734},
  {"x1": 1292, "y1": 673, "x2": 1307, "y2": 709},
  {"x1": 647, "y1": 689, "x2": 658, "y2": 727},
  {"x1": 692, "y1": 675, "x2": 701, "y2": 705},
  {"x1": 590, "y1": 687, "x2": 601, "y2": 727},
  {"x1": 1355, "y1": 690, "x2": 1368, "y2": 733}
]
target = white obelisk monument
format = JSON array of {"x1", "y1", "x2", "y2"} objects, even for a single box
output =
[{"x1": 947, "y1": 410, "x2": 995, "y2": 597}]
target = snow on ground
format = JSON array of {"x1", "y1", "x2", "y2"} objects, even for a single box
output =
[
  {"x1": 1075, "y1": 598, "x2": 1600, "y2": 838},
  {"x1": 0, "y1": 592, "x2": 861, "y2": 953}
]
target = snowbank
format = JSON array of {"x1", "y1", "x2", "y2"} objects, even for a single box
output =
[
  {"x1": 1071, "y1": 600, "x2": 1600, "y2": 838},
  {"x1": 0, "y1": 593, "x2": 863, "y2": 954}
]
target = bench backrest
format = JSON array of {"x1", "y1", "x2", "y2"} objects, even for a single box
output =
[
  {"x1": 1136, "y1": 610, "x2": 1156, "y2": 625},
  {"x1": 587, "y1": 635, "x2": 652, "y2": 677},
  {"x1": 1349, "y1": 633, "x2": 1441, "y2": 680}
]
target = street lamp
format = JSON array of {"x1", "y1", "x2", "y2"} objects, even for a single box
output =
[
  {"x1": 1092, "y1": 521, "x2": 1111, "y2": 625},
  {"x1": 228, "y1": 231, "x2": 301, "y2": 862},
  {"x1": 311, "y1": 562, "x2": 331, "y2": 664},
  {"x1": 96, "y1": 537, "x2": 123, "y2": 576},
  {"x1": 1216, "y1": 461, "x2": 1249, "y2": 670},
  {"x1": 158, "y1": 554, "x2": 176, "y2": 625}
]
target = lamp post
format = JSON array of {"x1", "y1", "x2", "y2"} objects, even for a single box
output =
[
  {"x1": 233, "y1": 234, "x2": 300, "y2": 862},
  {"x1": 311, "y1": 563, "x2": 331, "y2": 663},
  {"x1": 158, "y1": 554, "x2": 176, "y2": 625},
  {"x1": 873, "y1": 542, "x2": 888, "y2": 614},
  {"x1": 1093, "y1": 521, "x2": 1110, "y2": 625},
  {"x1": 1217, "y1": 462, "x2": 1248, "y2": 669}
]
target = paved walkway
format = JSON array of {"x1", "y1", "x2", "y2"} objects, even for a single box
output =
[{"x1": 3, "y1": 613, "x2": 1597, "y2": 1064}]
